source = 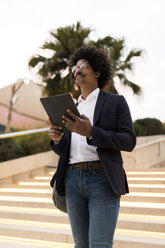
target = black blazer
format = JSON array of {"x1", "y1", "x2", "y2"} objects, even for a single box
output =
[{"x1": 50, "y1": 91, "x2": 136, "y2": 195}]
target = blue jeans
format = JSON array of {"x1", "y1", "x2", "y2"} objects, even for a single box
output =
[{"x1": 65, "y1": 167, "x2": 120, "y2": 248}]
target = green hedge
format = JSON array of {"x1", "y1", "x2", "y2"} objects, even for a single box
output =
[
  {"x1": 134, "y1": 118, "x2": 165, "y2": 136},
  {"x1": 1, "y1": 117, "x2": 165, "y2": 162},
  {"x1": 0, "y1": 132, "x2": 51, "y2": 163}
]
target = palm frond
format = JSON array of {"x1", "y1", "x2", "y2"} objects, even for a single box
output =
[
  {"x1": 122, "y1": 78, "x2": 142, "y2": 95},
  {"x1": 125, "y1": 49, "x2": 143, "y2": 62},
  {"x1": 117, "y1": 73, "x2": 125, "y2": 80},
  {"x1": 28, "y1": 55, "x2": 46, "y2": 68},
  {"x1": 118, "y1": 62, "x2": 133, "y2": 71},
  {"x1": 41, "y1": 41, "x2": 57, "y2": 51}
]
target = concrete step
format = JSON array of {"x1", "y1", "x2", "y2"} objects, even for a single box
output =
[
  {"x1": 127, "y1": 178, "x2": 165, "y2": 184},
  {"x1": 120, "y1": 202, "x2": 165, "y2": 215},
  {"x1": 45, "y1": 166, "x2": 56, "y2": 173},
  {"x1": 129, "y1": 184, "x2": 165, "y2": 193},
  {"x1": 0, "y1": 219, "x2": 165, "y2": 248},
  {"x1": 1, "y1": 190, "x2": 165, "y2": 203},
  {"x1": 47, "y1": 170, "x2": 165, "y2": 176},
  {"x1": 31, "y1": 176, "x2": 52, "y2": 180},
  {"x1": 114, "y1": 232, "x2": 165, "y2": 248},
  {"x1": 0, "y1": 218, "x2": 73, "y2": 243},
  {"x1": 3, "y1": 184, "x2": 165, "y2": 192},
  {"x1": 0, "y1": 196, "x2": 54, "y2": 208},
  {"x1": 117, "y1": 213, "x2": 165, "y2": 232},
  {"x1": 0, "y1": 206, "x2": 69, "y2": 224},
  {"x1": 27, "y1": 175, "x2": 165, "y2": 184},
  {"x1": 1, "y1": 234, "x2": 165, "y2": 248},
  {"x1": 1, "y1": 168, "x2": 165, "y2": 248},
  {"x1": 0, "y1": 235, "x2": 73, "y2": 248},
  {"x1": 122, "y1": 192, "x2": 165, "y2": 203},
  {"x1": 14, "y1": 180, "x2": 50, "y2": 186},
  {"x1": 14, "y1": 177, "x2": 165, "y2": 186},
  {"x1": 0, "y1": 206, "x2": 164, "y2": 233},
  {"x1": 1, "y1": 195, "x2": 165, "y2": 216},
  {"x1": 1, "y1": 184, "x2": 51, "y2": 189},
  {"x1": 3, "y1": 182, "x2": 165, "y2": 193},
  {"x1": 126, "y1": 172, "x2": 165, "y2": 178},
  {"x1": 0, "y1": 239, "x2": 164, "y2": 248},
  {"x1": 33, "y1": 175, "x2": 165, "y2": 181},
  {"x1": 0, "y1": 188, "x2": 52, "y2": 198},
  {"x1": 30, "y1": 168, "x2": 55, "y2": 177}
]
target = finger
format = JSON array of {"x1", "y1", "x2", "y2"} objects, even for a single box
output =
[
  {"x1": 52, "y1": 124, "x2": 62, "y2": 130},
  {"x1": 62, "y1": 119, "x2": 73, "y2": 129},
  {"x1": 49, "y1": 127, "x2": 62, "y2": 134},
  {"x1": 62, "y1": 115, "x2": 74, "y2": 125},
  {"x1": 81, "y1": 114, "x2": 89, "y2": 120},
  {"x1": 67, "y1": 109, "x2": 79, "y2": 120},
  {"x1": 62, "y1": 120, "x2": 73, "y2": 130},
  {"x1": 49, "y1": 126, "x2": 61, "y2": 132},
  {"x1": 49, "y1": 130, "x2": 62, "y2": 135},
  {"x1": 64, "y1": 123, "x2": 73, "y2": 131}
]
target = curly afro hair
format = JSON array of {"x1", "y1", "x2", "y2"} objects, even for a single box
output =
[{"x1": 68, "y1": 46, "x2": 113, "y2": 89}]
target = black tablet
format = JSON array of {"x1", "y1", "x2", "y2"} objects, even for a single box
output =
[{"x1": 40, "y1": 93, "x2": 81, "y2": 132}]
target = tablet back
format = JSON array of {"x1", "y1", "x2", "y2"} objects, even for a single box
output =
[{"x1": 40, "y1": 93, "x2": 80, "y2": 132}]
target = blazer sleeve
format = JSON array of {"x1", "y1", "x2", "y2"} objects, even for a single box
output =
[
  {"x1": 87, "y1": 95, "x2": 136, "y2": 152},
  {"x1": 50, "y1": 135, "x2": 66, "y2": 156}
]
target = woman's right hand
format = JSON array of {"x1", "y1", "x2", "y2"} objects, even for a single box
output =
[{"x1": 48, "y1": 119, "x2": 64, "y2": 142}]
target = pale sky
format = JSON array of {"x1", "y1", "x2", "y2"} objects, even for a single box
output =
[{"x1": 0, "y1": 0, "x2": 164, "y2": 122}]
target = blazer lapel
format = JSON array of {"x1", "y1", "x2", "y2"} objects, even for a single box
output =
[
  {"x1": 93, "y1": 91, "x2": 106, "y2": 125},
  {"x1": 65, "y1": 130, "x2": 71, "y2": 143}
]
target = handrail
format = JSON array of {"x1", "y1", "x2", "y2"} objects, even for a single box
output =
[
  {"x1": 0, "y1": 127, "x2": 49, "y2": 139},
  {"x1": 134, "y1": 136, "x2": 165, "y2": 150},
  {"x1": 0, "y1": 128, "x2": 165, "y2": 150}
]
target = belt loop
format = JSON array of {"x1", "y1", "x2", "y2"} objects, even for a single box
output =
[{"x1": 88, "y1": 161, "x2": 92, "y2": 171}]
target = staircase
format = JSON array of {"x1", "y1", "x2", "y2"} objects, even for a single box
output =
[{"x1": 0, "y1": 167, "x2": 165, "y2": 248}]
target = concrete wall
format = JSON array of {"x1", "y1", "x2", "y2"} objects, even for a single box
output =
[
  {"x1": 122, "y1": 136, "x2": 165, "y2": 171},
  {"x1": 0, "y1": 150, "x2": 58, "y2": 182},
  {"x1": 0, "y1": 82, "x2": 48, "y2": 129},
  {"x1": 0, "y1": 136, "x2": 165, "y2": 181},
  {"x1": 136, "y1": 135, "x2": 165, "y2": 145}
]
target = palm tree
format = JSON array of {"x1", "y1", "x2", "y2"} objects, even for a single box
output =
[
  {"x1": 29, "y1": 22, "x2": 142, "y2": 97},
  {"x1": 89, "y1": 36, "x2": 142, "y2": 94}
]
